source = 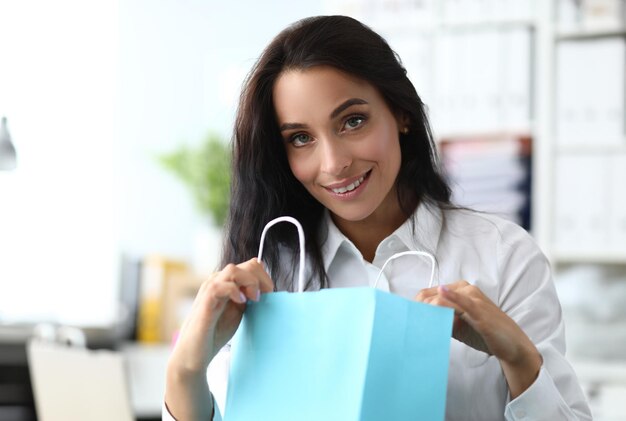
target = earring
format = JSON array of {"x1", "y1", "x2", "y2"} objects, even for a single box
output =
[{"x1": 401, "y1": 127, "x2": 409, "y2": 135}]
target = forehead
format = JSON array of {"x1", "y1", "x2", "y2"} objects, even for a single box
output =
[{"x1": 273, "y1": 66, "x2": 384, "y2": 121}]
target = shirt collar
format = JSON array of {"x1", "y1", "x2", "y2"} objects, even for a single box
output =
[
  {"x1": 320, "y1": 210, "x2": 348, "y2": 272},
  {"x1": 320, "y1": 201, "x2": 444, "y2": 272},
  {"x1": 396, "y1": 201, "x2": 443, "y2": 254}
]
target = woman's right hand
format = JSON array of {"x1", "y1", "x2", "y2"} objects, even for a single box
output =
[
  {"x1": 165, "y1": 258, "x2": 273, "y2": 420},
  {"x1": 169, "y1": 257, "x2": 274, "y2": 375}
]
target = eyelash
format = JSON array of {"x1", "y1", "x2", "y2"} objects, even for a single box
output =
[
  {"x1": 342, "y1": 114, "x2": 367, "y2": 131},
  {"x1": 289, "y1": 133, "x2": 311, "y2": 147},
  {"x1": 286, "y1": 114, "x2": 368, "y2": 147}
]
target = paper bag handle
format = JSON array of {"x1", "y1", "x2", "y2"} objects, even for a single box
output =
[
  {"x1": 373, "y1": 251, "x2": 437, "y2": 289},
  {"x1": 257, "y1": 216, "x2": 306, "y2": 293}
]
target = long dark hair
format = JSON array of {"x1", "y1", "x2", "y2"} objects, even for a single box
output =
[{"x1": 221, "y1": 15, "x2": 451, "y2": 291}]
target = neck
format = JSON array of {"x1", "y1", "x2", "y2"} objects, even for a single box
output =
[{"x1": 331, "y1": 193, "x2": 412, "y2": 263}]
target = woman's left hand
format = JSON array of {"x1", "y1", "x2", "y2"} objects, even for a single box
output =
[{"x1": 414, "y1": 280, "x2": 543, "y2": 398}]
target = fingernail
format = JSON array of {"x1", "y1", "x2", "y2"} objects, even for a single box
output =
[
  {"x1": 440, "y1": 285, "x2": 450, "y2": 292},
  {"x1": 255, "y1": 290, "x2": 261, "y2": 302},
  {"x1": 239, "y1": 291, "x2": 247, "y2": 303}
]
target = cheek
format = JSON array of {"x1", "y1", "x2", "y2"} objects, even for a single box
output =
[
  {"x1": 365, "y1": 129, "x2": 401, "y2": 167},
  {"x1": 287, "y1": 153, "x2": 316, "y2": 185}
]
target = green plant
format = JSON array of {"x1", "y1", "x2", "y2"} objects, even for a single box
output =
[{"x1": 158, "y1": 133, "x2": 231, "y2": 226}]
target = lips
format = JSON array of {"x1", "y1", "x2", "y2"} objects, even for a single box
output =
[
  {"x1": 324, "y1": 170, "x2": 371, "y2": 195},
  {"x1": 331, "y1": 174, "x2": 365, "y2": 194}
]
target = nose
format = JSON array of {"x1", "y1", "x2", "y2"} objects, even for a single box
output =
[{"x1": 319, "y1": 136, "x2": 351, "y2": 176}]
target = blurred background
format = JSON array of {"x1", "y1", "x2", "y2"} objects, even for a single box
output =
[{"x1": 0, "y1": 0, "x2": 625, "y2": 420}]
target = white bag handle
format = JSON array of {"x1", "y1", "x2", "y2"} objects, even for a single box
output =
[
  {"x1": 373, "y1": 250, "x2": 437, "y2": 289},
  {"x1": 257, "y1": 216, "x2": 306, "y2": 293}
]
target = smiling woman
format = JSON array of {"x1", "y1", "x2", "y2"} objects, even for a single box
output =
[{"x1": 163, "y1": 15, "x2": 592, "y2": 421}]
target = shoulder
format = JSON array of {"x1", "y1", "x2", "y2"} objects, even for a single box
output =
[
  {"x1": 439, "y1": 208, "x2": 544, "y2": 261},
  {"x1": 441, "y1": 208, "x2": 531, "y2": 242},
  {"x1": 438, "y1": 208, "x2": 555, "y2": 315}
]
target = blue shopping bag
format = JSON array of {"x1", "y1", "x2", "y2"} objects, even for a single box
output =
[{"x1": 224, "y1": 217, "x2": 454, "y2": 421}]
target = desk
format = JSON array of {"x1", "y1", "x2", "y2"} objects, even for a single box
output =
[
  {"x1": 121, "y1": 342, "x2": 171, "y2": 419},
  {"x1": 0, "y1": 324, "x2": 171, "y2": 421}
]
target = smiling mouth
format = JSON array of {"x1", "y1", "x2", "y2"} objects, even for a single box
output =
[{"x1": 328, "y1": 170, "x2": 371, "y2": 194}]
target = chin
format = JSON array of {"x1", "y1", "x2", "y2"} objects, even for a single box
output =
[{"x1": 326, "y1": 206, "x2": 376, "y2": 223}]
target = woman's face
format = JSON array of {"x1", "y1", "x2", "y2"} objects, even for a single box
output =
[{"x1": 273, "y1": 66, "x2": 404, "y2": 225}]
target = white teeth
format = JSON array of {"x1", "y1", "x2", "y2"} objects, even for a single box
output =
[{"x1": 331, "y1": 174, "x2": 366, "y2": 194}]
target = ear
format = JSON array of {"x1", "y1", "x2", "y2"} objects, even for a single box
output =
[{"x1": 395, "y1": 112, "x2": 410, "y2": 133}]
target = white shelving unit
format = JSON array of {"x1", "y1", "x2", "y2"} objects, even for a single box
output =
[
  {"x1": 325, "y1": 0, "x2": 626, "y2": 268},
  {"x1": 548, "y1": 1, "x2": 626, "y2": 266}
]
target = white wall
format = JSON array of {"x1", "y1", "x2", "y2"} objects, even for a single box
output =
[
  {"x1": 0, "y1": 0, "x2": 326, "y2": 326},
  {"x1": 0, "y1": 0, "x2": 119, "y2": 325}
]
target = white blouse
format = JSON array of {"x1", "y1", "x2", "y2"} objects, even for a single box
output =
[{"x1": 164, "y1": 203, "x2": 592, "y2": 420}]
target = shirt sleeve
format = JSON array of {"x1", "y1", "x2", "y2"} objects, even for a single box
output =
[
  {"x1": 497, "y1": 222, "x2": 592, "y2": 420},
  {"x1": 162, "y1": 395, "x2": 223, "y2": 421},
  {"x1": 162, "y1": 400, "x2": 175, "y2": 421},
  {"x1": 505, "y1": 364, "x2": 585, "y2": 420}
]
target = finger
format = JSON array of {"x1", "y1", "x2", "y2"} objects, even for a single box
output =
[
  {"x1": 218, "y1": 263, "x2": 268, "y2": 301},
  {"x1": 415, "y1": 280, "x2": 470, "y2": 302},
  {"x1": 441, "y1": 280, "x2": 470, "y2": 291},
  {"x1": 200, "y1": 268, "x2": 251, "y2": 306},
  {"x1": 414, "y1": 286, "x2": 439, "y2": 302},
  {"x1": 207, "y1": 276, "x2": 248, "y2": 304},
  {"x1": 240, "y1": 258, "x2": 274, "y2": 293},
  {"x1": 438, "y1": 285, "x2": 477, "y2": 318},
  {"x1": 232, "y1": 259, "x2": 273, "y2": 302},
  {"x1": 423, "y1": 294, "x2": 465, "y2": 315}
]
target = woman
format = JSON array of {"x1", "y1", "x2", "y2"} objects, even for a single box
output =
[{"x1": 165, "y1": 16, "x2": 591, "y2": 420}]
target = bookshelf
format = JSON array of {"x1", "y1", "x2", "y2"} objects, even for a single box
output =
[{"x1": 550, "y1": 1, "x2": 626, "y2": 265}]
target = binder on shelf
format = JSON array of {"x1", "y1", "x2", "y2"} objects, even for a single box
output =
[
  {"x1": 441, "y1": 0, "x2": 535, "y2": 22},
  {"x1": 501, "y1": 27, "x2": 532, "y2": 130},
  {"x1": 556, "y1": 38, "x2": 625, "y2": 148},
  {"x1": 557, "y1": 0, "x2": 581, "y2": 30},
  {"x1": 472, "y1": 30, "x2": 500, "y2": 131},
  {"x1": 553, "y1": 154, "x2": 611, "y2": 253},
  {"x1": 392, "y1": 34, "x2": 434, "y2": 107},
  {"x1": 136, "y1": 255, "x2": 189, "y2": 343},
  {"x1": 439, "y1": 134, "x2": 532, "y2": 229},
  {"x1": 608, "y1": 154, "x2": 626, "y2": 253},
  {"x1": 333, "y1": 0, "x2": 436, "y2": 34},
  {"x1": 432, "y1": 27, "x2": 532, "y2": 135},
  {"x1": 162, "y1": 271, "x2": 205, "y2": 345},
  {"x1": 432, "y1": 32, "x2": 456, "y2": 132}
]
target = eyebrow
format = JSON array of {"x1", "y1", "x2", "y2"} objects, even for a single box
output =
[
  {"x1": 278, "y1": 98, "x2": 369, "y2": 132},
  {"x1": 330, "y1": 98, "x2": 368, "y2": 119}
]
